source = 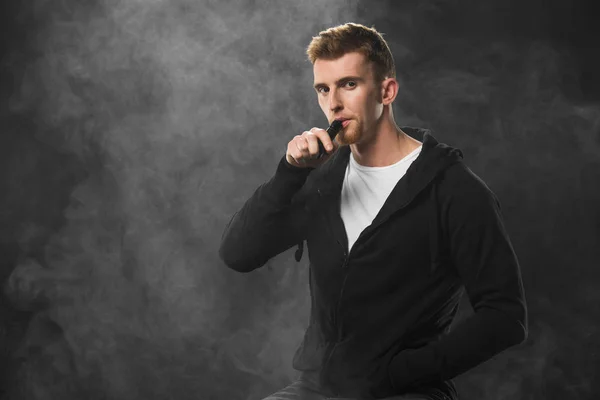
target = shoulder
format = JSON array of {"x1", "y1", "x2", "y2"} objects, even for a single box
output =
[{"x1": 436, "y1": 161, "x2": 501, "y2": 209}]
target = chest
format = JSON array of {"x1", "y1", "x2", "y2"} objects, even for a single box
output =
[{"x1": 306, "y1": 195, "x2": 435, "y2": 287}]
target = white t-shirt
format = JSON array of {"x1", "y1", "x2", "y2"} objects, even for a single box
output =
[{"x1": 340, "y1": 145, "x2": 422, "y2": 252}]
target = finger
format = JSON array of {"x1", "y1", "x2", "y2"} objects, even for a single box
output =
[
  {"x1": 289, "y1": 140, "x2": 305, "y2": 164},
  {"x1": 325, "y1": 130, "x2": 337, "y2": 152},
  {"x1": 295, "y1": 150, "x2": 307, "y2": 164},
  {"x1": 297, "y1": 134, "x2": 311, "y2": 159},
  {"x1": 305, "y1": 132, "x2": 321, "y2": 158},
  {"x1": 312, "y1": 128, "x2": 333, "y2": 154},
  {"x1": 308, "y1": 128, "x2": 330, "y2": 155},
  {"x1": 289, "y1": 152, "x2": 304, "y2": 166}
]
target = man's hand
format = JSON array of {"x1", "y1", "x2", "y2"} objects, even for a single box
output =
[{"x1": 285, "y1": 127, "x2": 340, "y2": 168}]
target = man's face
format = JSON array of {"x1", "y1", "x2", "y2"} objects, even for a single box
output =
[{"x1": 313, "y1": 51, "x2": 383, "y2": 146}]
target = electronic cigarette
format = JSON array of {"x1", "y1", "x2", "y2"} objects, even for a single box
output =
[{"x1": 317, "y1": 119, "x2": 343, "y2": 158}]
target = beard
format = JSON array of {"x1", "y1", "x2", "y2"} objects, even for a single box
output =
[{"x1": 335, "y1": 119, "x2": 363, "y2": 146}]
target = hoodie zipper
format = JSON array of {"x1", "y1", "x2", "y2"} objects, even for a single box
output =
[
  {"x1": 321, "y1": 241, "x2": 350, "y2": 395},
  {"x1": 335, "y1": 239, "x2": 350, "y2": 341},
  {"x1": 318, "y1": 184, "x2": 351, "y2": 386}
]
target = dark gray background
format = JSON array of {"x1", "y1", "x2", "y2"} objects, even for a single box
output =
[{"x1": 1, "y1": 0, "x2": 598, "y2": 399}]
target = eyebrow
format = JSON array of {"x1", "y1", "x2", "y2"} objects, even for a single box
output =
[{"x1": 313, "y1": 76, "x2": 364, "y2": 90}]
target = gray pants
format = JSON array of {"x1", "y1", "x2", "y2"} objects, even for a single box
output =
[{"x1": 261, "y1": 371, "x2": 443, "y2": 400}]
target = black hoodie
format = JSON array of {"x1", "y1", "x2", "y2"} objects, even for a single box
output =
[{"x1": 219, "y1": 127, "x2": 528, "y2": 399}]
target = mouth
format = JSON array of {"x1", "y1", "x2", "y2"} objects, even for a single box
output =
[{"x1": 335, "y1": 118, "x2": 352, "y2": 128}]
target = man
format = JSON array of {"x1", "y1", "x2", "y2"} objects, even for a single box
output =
[{"x1": 219, "y1": 23, "x2": 528, "y2": 400}]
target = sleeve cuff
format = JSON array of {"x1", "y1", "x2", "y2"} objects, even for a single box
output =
[
  {"x1": 273, "y1": 155, "x2": 313, "y2": 187},
  {"x1": 277, "y1": 155, "x2": 315, "y2": 174},
  {"x1": 266, "y1": 155, "x2": 314, "y2": 203}
]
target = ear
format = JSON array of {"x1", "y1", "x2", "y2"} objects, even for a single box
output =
[{"x1": 381, "y1": 78, "x2": 398, "y2": 105}]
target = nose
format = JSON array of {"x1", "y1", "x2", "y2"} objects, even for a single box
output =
[{"x1": 328, "y1": 88, "x2": 343, "y2": 113}]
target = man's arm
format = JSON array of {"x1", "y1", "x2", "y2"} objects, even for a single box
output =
[
  {"x1": 218, "y1": 156, "x2": 314, "y2": 273},
  {"x1": 388, "y1": 165, "x2": 528, "y2": 390}
]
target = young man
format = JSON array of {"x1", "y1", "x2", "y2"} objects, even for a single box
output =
[{"x1": 219, "y1": 23, "x2": 528, "y2": 400}]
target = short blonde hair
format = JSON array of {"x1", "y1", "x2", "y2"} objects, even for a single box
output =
[{"x1": 306, "y1": 22, "x2": 396, "y2": 83}]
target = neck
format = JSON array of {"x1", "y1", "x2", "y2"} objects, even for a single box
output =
[{"x1": 350, "y1": 111, "x2": 422, "y2": 167}]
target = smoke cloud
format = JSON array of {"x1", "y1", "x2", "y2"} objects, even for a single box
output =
[{"x1": 2, "y1": 1, "x2": 361, "y2": 399}]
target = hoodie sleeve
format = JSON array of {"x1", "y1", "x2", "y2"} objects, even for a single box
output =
[
  {"x1": 218, "y1": 156, "x2": 314, "y2": 273},
  {"x1": 388, "y1": 164, "x2": 528, "y2": 390}
]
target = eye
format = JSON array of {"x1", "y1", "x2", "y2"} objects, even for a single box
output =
[
  {"x1": 317, "y1": 87, "x2": 329, "y2": 94},
  {"x1": 344, "y1": 81, "x2": 356, "y2": 88}
]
